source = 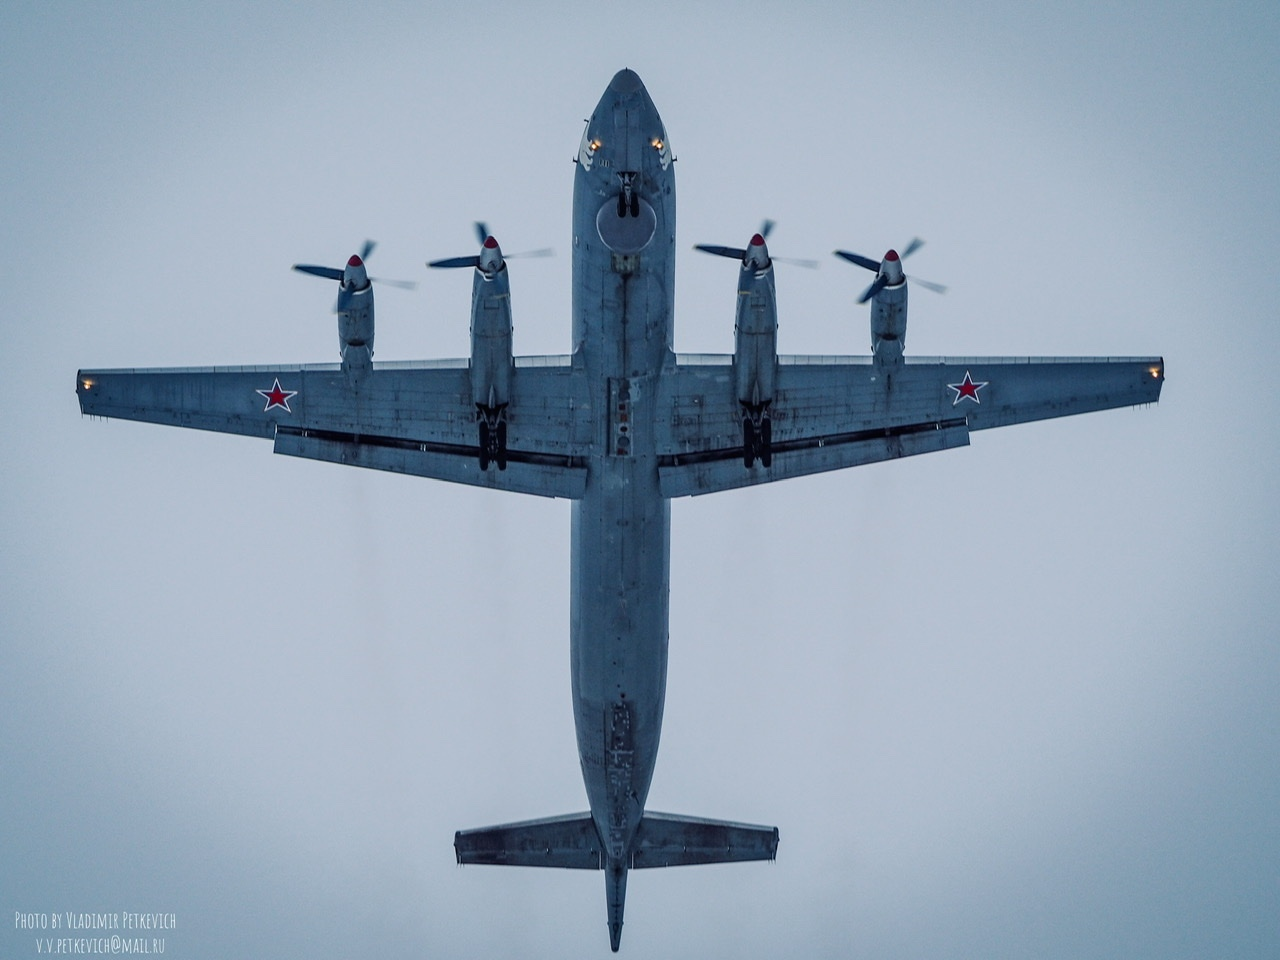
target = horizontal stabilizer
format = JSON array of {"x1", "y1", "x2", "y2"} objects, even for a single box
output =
[
  {"x1": 455, "y1": 813, "x2": 603, "y2": 869},
  {"x1": 631, "y1": 811, "x2": 779, "y2": 868}
]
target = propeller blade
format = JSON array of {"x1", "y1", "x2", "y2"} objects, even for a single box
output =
[
  {"x1": 907, "y1": 276, "x2": 948, "y2": 295},
  {"x1": 371, "y1": 276, "x2": 419, "y2": 290},
  {"x1": 858, "y1": 274, "x2": 889, "y2": 304},
  {"x1": 694, "y1": 244, "x2": 747, "y2": 260},
  {"x1": 335, "y1": 286, "x2": 354, "y2": 314},
  {"x1": 293, "y1": 264, "x2": 345, "y2": 281},
  {"x1": 834, "y1": 250, "x2": 882, "y2": 272},
  {"x1": 359, "y1": 240, "x2": 377, "y2": 261},
  {"x1": 433, "y1": 222, "x2": 551, "y2": 269},
  {"x1": 900, "y1": 237, "x2": 924, "y2": 259},
  {"x1": 428, "y1": 255, "x2": 482, "y2": 269},
  {"x1": 771, "y1": 256, "x2": 820, "y2": 269},
  {"x1": 759, "y1": 219, "x2": 775, "y2": 240}
]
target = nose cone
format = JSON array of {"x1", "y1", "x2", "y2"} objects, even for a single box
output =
[
  {"x1": 880, "y1": 249, "x2": 905, "y2": 284},
  {"x1": 581, "y1": 69, "x2": 668, "y2": 184},
  {"x1": 745, "y1": 233, "x2": 770, "y2": 270},
  {"x1": 478, "y1": 234, "x2": 504, "y2": 274},
  {"x1": 343, "y1": 254, "x2": 370, "y2": 288},
  {"x1": 609, "y1": 68, "x2": 644, "y2": 94}
]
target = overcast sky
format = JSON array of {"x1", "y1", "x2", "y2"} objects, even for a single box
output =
[{"x1": 3, "y1": 2, "x2": 1278, "y2": 957}]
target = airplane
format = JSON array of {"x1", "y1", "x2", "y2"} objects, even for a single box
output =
[{"x1": 76, "y1": 68, "x2": 1164, "y2": 951}]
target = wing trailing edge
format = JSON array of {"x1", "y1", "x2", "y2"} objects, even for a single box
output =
[
  {"x1": 274, "y1": 425, "x2": 587, "y2": 499},
  {"x1": 658, "y1": 417, "x2": 970, "y2": 497}
]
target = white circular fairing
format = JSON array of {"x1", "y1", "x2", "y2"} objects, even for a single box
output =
[{"x1": 596, "y1": 198, "x2": 656, "y2": 254}]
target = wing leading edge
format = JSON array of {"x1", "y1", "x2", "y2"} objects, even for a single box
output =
[{"x1": 656, "y1": 354, "x2": 1164, "y2": 497}]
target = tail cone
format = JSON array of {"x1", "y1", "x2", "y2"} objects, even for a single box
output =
[{"x1": 606, "y1": 863, "x2": 627, "y2": 952}]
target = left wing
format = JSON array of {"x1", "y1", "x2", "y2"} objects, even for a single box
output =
[
  {"x1": 656, "y1": 354, "x2": 1164, "y2": 497},
  {"x1": 76, "y1": 357, "x2": 592, "y2": 499}
]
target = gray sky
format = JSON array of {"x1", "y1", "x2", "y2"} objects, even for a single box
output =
[{"x1": 3, "y1": 2, "x2": 1278, "y2": 957}]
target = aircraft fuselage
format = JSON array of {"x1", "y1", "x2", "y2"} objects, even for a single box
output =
[{"x1": 568, "y1": 70, "x2": 676, "y2": 938}]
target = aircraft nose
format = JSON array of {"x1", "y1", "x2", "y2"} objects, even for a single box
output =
[{"x1": 609, "y1": 68, "x2": 644, "y2": 94}]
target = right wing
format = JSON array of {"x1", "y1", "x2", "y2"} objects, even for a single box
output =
[
  {"x1": 76, "y1": 356, "x2": 592, "y2": 499},
  {"x1": 656, "y1": 354, "x2": 1164, "y2": 497}
]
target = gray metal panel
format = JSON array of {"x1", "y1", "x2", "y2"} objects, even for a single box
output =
[
  {"x1": 631, "y1": 811, "x2": 779, "y2": 868},
  {"x1": 455, "y1": 813, "x2": 603, "y2": 869}
]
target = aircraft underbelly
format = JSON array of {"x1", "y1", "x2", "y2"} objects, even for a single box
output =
[
  {"x1": 570, "y1": 474, "x2": 670, "y2": 848},
  {"x1": 569, "y1": 169, "x2": 675, "y2": 856}
]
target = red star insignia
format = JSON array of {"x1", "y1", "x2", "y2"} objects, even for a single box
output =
[
  {"x1": 256, "y1": 378, "x2": 298, "y2": 413},
  {"x1": 947, "y1": 371, "x2": 988, "y2": 405}
]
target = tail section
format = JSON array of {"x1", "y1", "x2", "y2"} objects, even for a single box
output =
[
  {"x1": 455, "y1": 811, "x2": 778, "y2": 951},
  {"x1": 606, "y1": 861, "x2": 627, "y2": 952}
]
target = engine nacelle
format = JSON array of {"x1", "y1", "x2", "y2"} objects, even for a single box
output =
[
  {"x1": 469, "y1": 236, "x2": 514, "y2": 414},
  {"x1": 869, "y1": 281, "x2": 906, "y2": 363},
  {"x1": 428, "y1": 231, "x2": 518, "y2": 470},
  {"x1": 732, "y1": 233, "x2": 778, "y2": 412},
  {"x1": 868, "y1": 248, "x2": 907, "y2": 364},
  {"x1": 338, "y1": 290, "x2": 374, "y2": 362},
  {"x1": 836, "y1": 242, "x2": 942, "y2": 366},
  {"x1": 337, "y1": 254, "x2": 374, "y2": 368}
]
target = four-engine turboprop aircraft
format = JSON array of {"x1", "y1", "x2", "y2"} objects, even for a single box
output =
[{"x1": 76, "y1": 69, "x2": 1164, "y2": 951}]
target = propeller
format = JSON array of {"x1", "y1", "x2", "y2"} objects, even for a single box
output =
[
  {"x1": 293, "y1": 240, "x2": 418, "y2": 306},
  {"x1": 857, "y1": 274, "x2": 890, "y2": 305},
  {"x1": 833, "y1": 237, "x2": 947, "y2": 303},
  {"x1": 428, "y1": 222, "x2": 554, "y2": 269},
  {"x1": 694, "y1": 219, "x2": 819, "y2": 268}
]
